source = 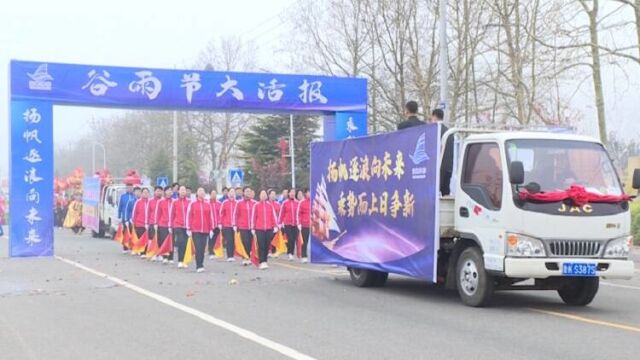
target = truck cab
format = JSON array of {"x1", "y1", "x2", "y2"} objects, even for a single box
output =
[{"x1": 444, "y1": 131, "x2": 635, "y2": 306}]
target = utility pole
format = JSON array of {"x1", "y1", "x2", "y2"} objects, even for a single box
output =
[
  {"x1": 172, "y1": 110, "x2": 178, "y2": 183},
  {"x1": 289, "y1": 114, "x2": 296, "y2": 189},
  {"x1": 439, "y1": 0, "x2": 449, "y2": 123}
]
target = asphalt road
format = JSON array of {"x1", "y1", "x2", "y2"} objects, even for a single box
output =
[{"x1": 1, "y1": 229, "x2": 640, "y2": 360}]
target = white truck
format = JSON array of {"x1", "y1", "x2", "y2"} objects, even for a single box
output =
[
  {"x1": 94, "y1": 183, "x2": 153, "y2": 238},
  {"x1": 313, "y1": 127, "x2": 637, "y2": 307}
]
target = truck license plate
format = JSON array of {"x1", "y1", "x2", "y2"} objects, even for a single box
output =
[{"x1": 562, "y1": 263, "x2": 597, "y2": 277}]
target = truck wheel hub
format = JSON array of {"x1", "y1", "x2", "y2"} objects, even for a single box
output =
[{"x1": 460, "y1": 259, "x2": 479, "y2": 296}]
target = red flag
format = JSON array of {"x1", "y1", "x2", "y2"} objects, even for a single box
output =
[
  {"x1": 114, "y1": 224, "x2": 123, "y2": 244},
  {"x1": 296, "y1": 232, "x2": 304, "y2": 258},
  {"x1": 146, "y1": 231, "x2": 159, "y2": 258},
  {"x1": 250, "y1": 235, "x2": 260, "y2": 267},
  {"x1": 122, "y1": 225, "x2": 131, "y2": 249},
  {"x1": 157, "y1": 233, "x2": 173, "y2": 256},
  {"x1": 234, "y1": 232, "x2": 249, "y2": 259},
  {"x1": 213, "y1": 233, "x2": 224, "y2": 257},
  {"x1": 270, "y1": 231, "x2": 287, "y2": 256},
  {"x1": 132, "y1": 231, "x2": 147, "y2": 254}
]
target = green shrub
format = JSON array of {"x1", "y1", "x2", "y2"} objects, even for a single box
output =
[{"x1": 631, "y1": 201, "x2": 640, "y2": 245}]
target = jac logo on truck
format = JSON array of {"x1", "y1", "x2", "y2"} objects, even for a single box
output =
[{"x1": 557, "y1": 203, "x2": 593, "y2": 214}]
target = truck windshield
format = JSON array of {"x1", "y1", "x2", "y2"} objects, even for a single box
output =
[{"x1": 506, "y1": 139, "x2": 622, "y2": 196}]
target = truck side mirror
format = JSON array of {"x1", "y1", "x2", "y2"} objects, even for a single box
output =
[
  {"x1": 509, "y1": 161, "x2": 525, "y2": 185},
  {"x1": 632, "y1": 169, "x2": 640, "y2": 190}
]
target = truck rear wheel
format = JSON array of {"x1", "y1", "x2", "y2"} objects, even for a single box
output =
[
  {"x1": 348, "y1": 268, "x2": 388, "y2": 287},
  {"x1": 456, "y1": 247, "x2": 494, "y2": 307},
  {"x1": 557, "y1": 278, "x2": 599, "y2": 306}
]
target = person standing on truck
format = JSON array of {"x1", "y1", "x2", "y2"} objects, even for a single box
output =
[
  {"x1": 118, "y1": 183, "x2": 136, "y2": 254},
  {"x1": 219, "y1": 188, "x2": 237, "y2": 262},
  {"x1": 186, "y1": 187, "x2": 215, "y2": 273},
  {"x1": 132, "y1": 187, "x2": 151, "y2": 256},
  {"x1": 279, "y1": 188, "x2": 300, "y2": 261},
  {"x1": 397, "y1": 101, "x2": 425, "y2": 130},
  {"x1": 170, "y1": 186, "x2": 190, "y2": 268},
  {"x1": 233, "y1": 186, "x2": 257, "y2": 266},
  {"x1": 431, "y1": 108, "x2": 454, "y2": 196},
  {"x1": 155, "y1": 186, "x2": 173, "y2": 264},
  {"x1": 297, "y1": 188, "x2": 311, "y2": 263},
  {"x1": 147, "y1": 186, "x2": 163, "y2": 260},
  {"x1": 251, "y1": 190, "x2": 279, "y2": 269},
  {"x1": 208, "y1": 189, "x2": 222, "y2": 259}
]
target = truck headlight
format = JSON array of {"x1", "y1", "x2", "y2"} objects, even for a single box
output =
[
  {"x1": 506, "y1": 233, "x2": 546, "y2": 257},
  {"x1": 603, "y1": 236, "x2": 632, "y2": 258}
]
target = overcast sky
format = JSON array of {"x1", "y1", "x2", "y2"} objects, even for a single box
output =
[
  {"x1": 1, "y1": 0, "x2": 639, "y2": 180},
  {"x1": 0, "y1": 0, "x2": 295, "y2": 178}
]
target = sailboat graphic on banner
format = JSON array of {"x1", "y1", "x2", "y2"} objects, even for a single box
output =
[{"x1": 28, "y1": 64, "x2": 54, "y2": 91}]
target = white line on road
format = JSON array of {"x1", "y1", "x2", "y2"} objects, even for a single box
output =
[
  {"x1": 55, "y1": 256, "x2": 316, "y2": 360},
  {"x1": 601, "y1": 281, "x2": 640, "y2": 291}
]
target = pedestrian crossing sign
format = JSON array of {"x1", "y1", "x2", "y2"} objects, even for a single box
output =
[
  {"x1": 228, "y1": 168, "x2": 244, "y2": 186},
  {"x1": 156, "y1": 176, "x2": 169, "y2": 188}
]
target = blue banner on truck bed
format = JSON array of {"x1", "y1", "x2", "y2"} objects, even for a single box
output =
[{"x1": 310, "y1": 124, "x2": 440, "y2": 281}]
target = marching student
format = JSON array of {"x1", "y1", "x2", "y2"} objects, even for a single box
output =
[
  {"x1": 147, "y1": 186, "x2": 163, "y2": 260},
  {"x1": 297, "y1": 188, "x2": 311, "y2": 263},
  {"x1": 170, "y1": 185, "x2": 190, "y2": 268},
  {"x1": 186, "y1": 187, "x2": 215, "y2": 273},
  {"x1": 296, "y1": 189, "x2": 304, "y2": 201},
  {"x1": 155, "y1": 186, "x2": 174, "y2": 264},
  {"x1": 251, "y1": 190, "x2": 279, "y2": 270},
  {"x1": 279, "y1": 188, "x2": 299, "y2": 261},
  {"x1": 233, "y1": 186, "x2": 257, "y2": 266},
  {"x1": 186, "y1": 186, "x2": 193, "y2": 201},
  {"x1": 208, "y1": 189, "x2": 222, "y2": 259},
  {"x1": 131, "y1": 187, "x2": 150, "y2": 256},
  {"x1": 171, "y1": 182, "x2": 180, "y2": 199},
  {"x1": 118, "y1": 183, "x2": 136, "y2": 253},
  {"x1": 219, "y1": 188, "x2": 237, "y2": 262},
  {"x1": 268, "y1": 189, "x2": 281, "y2": 217}
]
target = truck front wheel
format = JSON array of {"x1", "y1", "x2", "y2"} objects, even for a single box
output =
[
  {"x1": 557, "y1": 278, "x2": 599, "y2": 306},
  {"x1": 348, "y1": 268, "x2": 388, "y2": 287},
  {"x1": 456, "y1": 247, "x2": 495, "y2": 307}
]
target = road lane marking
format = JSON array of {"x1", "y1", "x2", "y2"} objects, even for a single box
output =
[
  {"x1": 601, "y1": 281, "x2": 640, "y2": 291},
  {"x1": 530, "y1": 308, "x2": 640, "y2": 333},
  {"x1": 55, "y1": 256, "x2": 316, "y2": 360}
]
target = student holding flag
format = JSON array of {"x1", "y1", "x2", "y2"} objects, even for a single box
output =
[
  {"x1": 118, "y1": 183, "x2": 136, "y2": 253},
  {"x1": 147, "y1": 186, "x2": 163, "y2": 260},
  {"x1": 170, "y1": 185, "x2": 190, "y2": 268},
  {"x1": 234, "y1": 186, "x2": 257, "y2": 266},
  {"x1": 186, "y1": 187, "x2": 215, "y2": 273},
  {"x1": 219, "y1": 188, "x2": 237, "y2": 262},
  {"x1": 131, "y1": 187, "x2": 151, "y2": 255},
  {"x1": 208, "y1": 189, "x2": 222, "y2": 260},
  {"x1": 297, "y1": 188, "x2": 311, "y2": 263},
  {"x1": 279, "y1": 188, "x2": 299, "y2": 261},
  {"x1": 155, "y1": 186, "x2": 174, "y2": 264},
  {"x1": 251, "y1": 190, "x2": 279, "y2": 270}
]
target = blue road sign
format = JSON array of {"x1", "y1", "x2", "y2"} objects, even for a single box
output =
[
  {"x1": 156, "y1": 176, "x2": 169, "y2": 188},
  {"x1": 228, "y1": 168, "x2": 244, "y2": 186}
]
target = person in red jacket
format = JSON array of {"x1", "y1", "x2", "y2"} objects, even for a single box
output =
[
  {"x1": 208, "y1": 189, "x2": 222, "y2": 259},
  {"x1": 297, "y1": 188, "x2": 311, "y2": 263},
  {"x1": 279, "y1": 188, "x2": 299, "y2": 261},
  {"x1": 186, "y1": 187, "x2": 215, "y2": 273},
  {"x1": 147, "y1": 186, "x2": 163, "y2": 260},
  {"x1": 132, "y1": 187, "x2": 150, "y2": 256},
  {"x1": 170, "y1": 185, "x2": 190, "y2": 268},
  {"x1": 219, "y1": 188, "x2": 237, "y2": 262},
  {"x1": 268, "y1": 189, "x2": 281, "y2": 220},
  {"x1": 251, "y1": 190, "x2": 279, "y2": 269},
  {"x1": 155, "y1": 186, "x2": 174, "y2": 264},
  {"x1": 234, "y1": 186, "x2": 257, "y2": 265}
]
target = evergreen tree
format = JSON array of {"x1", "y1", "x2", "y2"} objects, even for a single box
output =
[{"x1": 238, "y1": 115, "x2": 319, "y2": 190}]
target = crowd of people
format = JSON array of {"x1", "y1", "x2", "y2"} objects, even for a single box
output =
[{"x1": 116, "y1": 183, "x2": 311, "y2": 272}]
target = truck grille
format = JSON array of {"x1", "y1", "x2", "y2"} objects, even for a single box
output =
[{"x1": 547, "y1": 240, "x2": 602, "y2": 257}]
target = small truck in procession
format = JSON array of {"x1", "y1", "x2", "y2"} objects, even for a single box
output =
[{"x1": 309, "y1": 124, "x2": 636, "y2": 307}]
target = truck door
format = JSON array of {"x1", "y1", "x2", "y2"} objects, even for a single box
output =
[{"x1": 455, "y1": 142, "x2": 506, "y2": 272}]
